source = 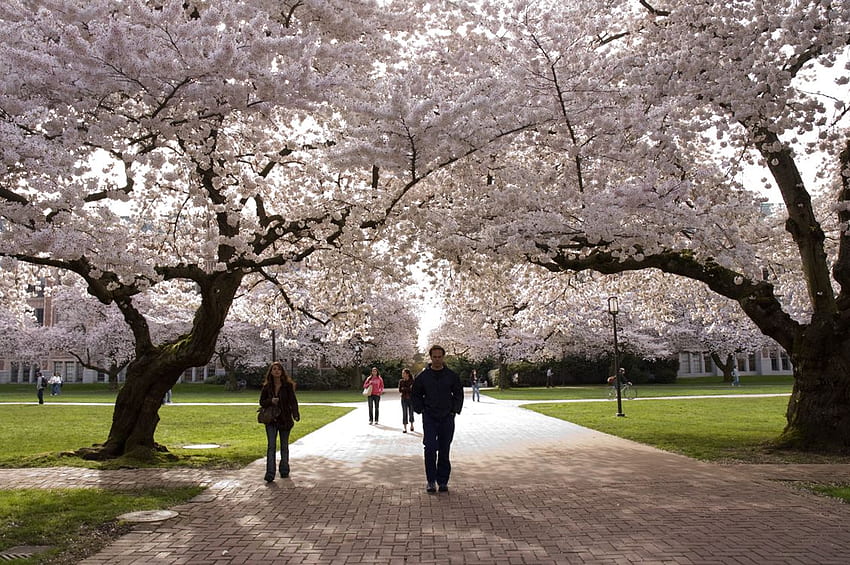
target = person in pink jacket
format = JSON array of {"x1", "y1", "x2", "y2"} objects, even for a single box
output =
[{"x1": 363, "y1": 367, "x2": 385, "y2": 425}]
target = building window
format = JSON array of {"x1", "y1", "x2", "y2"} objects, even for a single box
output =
[
  {"x1": 770, "y1": 349, "x2": 779, "y2": 371},
  {"x1": 780, "y1": 350, "x2": 791, "y2": 371},
  {"x1": 54, "y1": 361, "x2": 79, "y2": 383},
  {"x1": 679, "y1": 353, "x2": 691, "y2": 374}
]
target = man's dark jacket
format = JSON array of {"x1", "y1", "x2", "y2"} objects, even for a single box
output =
[{"x1": 412, "y1": 365, "x2": 463, "y2": 419}]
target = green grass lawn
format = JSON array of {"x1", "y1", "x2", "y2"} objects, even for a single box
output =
[
  {"x1": 482, "y1": 375, "x2": 794, "y2": 401},
  {"x1": 0, "y1": 382, "x2": 365, "y2": 404},
  {"x1": 0, "y1": 403, "x2": 352, "y2": 469},
  {"x1": 0, "y1": 486, "x2": 203, "y2": 564},
  {"x1": 527, "y1": 396, "x2": 796, "y2": 462}
]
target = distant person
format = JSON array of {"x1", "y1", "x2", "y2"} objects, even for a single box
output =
[
  {"x1": 363, "y1": 367, "x2": 385, "y2": 425},
  {"x1": 259, "y1": 361, "x2": 300, "y2": 482},
  {"x1": 546, "y1": 367, "x2": 553, "y2": 388},
  {"x1": 412, "y1": 345, "x2": 463, "y2": 493},
  {"x1": 471, "y1": 369, "x2": 481, "y2": 402},
  {"x1": 162, "y1": 388, "x2": 172, "y2": 404},
  {"x1": 49, "y1": 372, "x2": 61, "y2": 396},
  {"x1": 731, "y1": 367, "x2": 740, "y2": 387},
  {"x1": 399, "y1": 368, "x2": 415, "y2": 433},
  {"x1": 36, "y1": 371, "x2": 47, "y2": 405}
]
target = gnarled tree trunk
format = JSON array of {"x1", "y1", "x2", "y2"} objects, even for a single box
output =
[
  {"x1": 80, "y1": 271, "x2": 243, "y2": 460},
  {"x1": 710, "y1": 353, "x2": 735, "y2": 384},
  {"x1": 98, "y1": 353, "x2": 188, "y2": 458},
  {"x1": 783, "y1": 328, "x2": 850, "y2": 451}
]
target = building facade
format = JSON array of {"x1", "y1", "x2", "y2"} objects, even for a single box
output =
[
  {"x1": 0, "y1": 287, "x2": 224, "y2": 385},
  {"x1": 677, "y1": 346, "x2": 792, "y2": 378}
]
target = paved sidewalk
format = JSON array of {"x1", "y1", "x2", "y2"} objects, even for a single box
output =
[{"x1": 5, "y1": 392, "x2": 850, "y2": 564}]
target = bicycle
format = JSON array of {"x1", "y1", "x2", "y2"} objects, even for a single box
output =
[{"x1": 606, "y1": 378, "x2": 637, "y2": 400}]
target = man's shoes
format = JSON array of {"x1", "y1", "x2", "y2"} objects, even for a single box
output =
[
  {"x1": 264, "y1": 474, "x2": 274, "y2": 483},
  {"x1": 369, "y1": 421, "x2": 373, "y2": 425},
  {"x1": 438, "y1": 484, "x2": 448, "y2": 493},
  {"x1": 426, "y1": 483, "x2": 437, "y2": 493},
  {"x1": 410, "y1": 425, "x2": 414, "y2": 432}
]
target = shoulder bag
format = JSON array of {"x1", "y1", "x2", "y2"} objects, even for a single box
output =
[{"x1": 257, "y1": 404, "x2": 281, "y2": 424}]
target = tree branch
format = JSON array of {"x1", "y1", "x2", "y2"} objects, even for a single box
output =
[
  {"x1": 533, "y1": 244, "x2": 799, "y2": 351},
  {"x1": 638, "y1": 0, "x2": 670, "y2": 17},
  {"x1": 751, "y1": 126, "x2": 835, "y2": 315}
]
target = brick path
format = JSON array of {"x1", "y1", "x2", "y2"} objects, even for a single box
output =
[{"x1": 4, "y1": 392, "x2": 850, "y2": 564}]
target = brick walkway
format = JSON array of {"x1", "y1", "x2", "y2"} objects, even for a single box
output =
[{"x1": 4, "y1": 392, "x2": 850, "y2": 564}]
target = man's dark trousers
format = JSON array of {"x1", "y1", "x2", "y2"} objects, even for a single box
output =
[{"x1": 422, "y1": 412, "x2": 455, "y2": 486}]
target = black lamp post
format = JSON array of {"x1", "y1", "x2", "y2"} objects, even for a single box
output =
[
  {"x1": 271, "y1": 328, "x2": 277, "y2": 363},
  {"x1": 608, "y1": 296, "x2": 625, "y2": 417}
]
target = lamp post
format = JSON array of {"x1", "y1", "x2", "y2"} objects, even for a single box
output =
[
  {"x1": 271, "y1": 328, "x2": 277, "y2": 363},
  {"x1": 608, "y1": 296, "x2": 625, "y2": 417}
]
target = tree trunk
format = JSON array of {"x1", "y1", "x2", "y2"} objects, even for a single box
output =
[
  {"x1": 710, "y1": 353, "x2": 734, "y2": 384},
  {"x1": 107, "y1": 368, "x2": 122, "y2": 392},
  {"x1": 78, "y1": 272, "x2": 243, "y2": 460},
  {"x1": 783, "y1": 330, "x2": 850, "y2": 451},
  {"x1": 498, "y1": 360, "x2": 509, "y2": 390},
  {"x1": 218, "y1": 353, "x2": 238, "y2": 391},
  {"x1": 82, "y1": 352, "x2": 186, "y2": 459}
]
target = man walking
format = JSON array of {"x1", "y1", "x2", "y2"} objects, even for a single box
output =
[{"x1": 412, "y1": 345, "x2": 463, "y2": 493}]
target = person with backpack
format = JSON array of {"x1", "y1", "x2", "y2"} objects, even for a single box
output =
[{"x1": 36, "y1": 371, "x2": 48, "y2": 404}]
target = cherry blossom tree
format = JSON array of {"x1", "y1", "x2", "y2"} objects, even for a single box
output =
[
  {"x1": 0, "y1": 0, "x2": 432, "y2": 459},
  {"x1": 212, "y1": 320, "x2": 266, "y2": 389},
  {"x1": 279, "y1": 285, "x2": 420, "y2": 387},
  {"x1": 409, "y1": 1, "x2": 850, "y2": 450},
  {"x1": 1, "y1": 0, "x2": 518, "y2": 458},
  {"x1": 0, "y1": 268, "x2": 37, "y2": 363},
  {"x1": 428, "y1": 262, "x2": 554, "y2": 387},
  {"x1": 34, "y1": 285, "x2": 135, "y2": 387}
]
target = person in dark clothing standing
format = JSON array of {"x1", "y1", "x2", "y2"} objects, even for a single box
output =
[
  {"x1": 412, "y1": 344, "x2": 463, "y2": 493},
  {"x1": 259, "y1": 361, "x2": 300, "y2": 482},
  {"x1": 36, "y1": 371, "x2": 47, "y2": 405},
  {"x1": 399, "y1": 368, "x2": 415, "y2": 433}
]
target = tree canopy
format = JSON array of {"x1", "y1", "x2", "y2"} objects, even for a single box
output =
[{"x1": 2, "y1": 0, "x2": 850, "y2": 453}]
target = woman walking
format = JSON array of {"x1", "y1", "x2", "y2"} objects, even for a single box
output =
[
  {"x1": 471, "y1": 369, "x2": 481, "y2": 402},
  {"x1": 363, "y1": 367, "x2": 385, "y2": 425},
  {"x1": 259, "y1": 361, "x2": 300, "y2": 482},
  {"x1": 399, "y1": 368, "x2": 415, "y2": 433}
]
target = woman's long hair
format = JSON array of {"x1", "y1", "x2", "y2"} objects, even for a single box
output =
[{"x1": 262, "y1": 361, "x2": 296, "y2": 388}]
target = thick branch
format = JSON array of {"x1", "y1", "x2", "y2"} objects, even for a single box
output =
[
  {"x1": 638, "y1": 0, "x2": 670, "y2": 17},
  {"x1": 534, "y1": 246, "x2": 799, "y2": 351},
  {"x1": 753, "y1": 127, "x2": 835, "y2": 314}
]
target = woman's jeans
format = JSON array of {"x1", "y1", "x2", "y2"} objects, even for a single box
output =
[
  {"x1": 401, "y1": 398, "x2": 414, "y2": 426},
  {"x1": 265, "y1": 423, "x2": 292, "y2": 479},
  {"x1": 368, "y1": 394, "x2": 381, "y2": 423},
  {"x1": 472, "y1": 386, "x2": 480, "y2": 401}
]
